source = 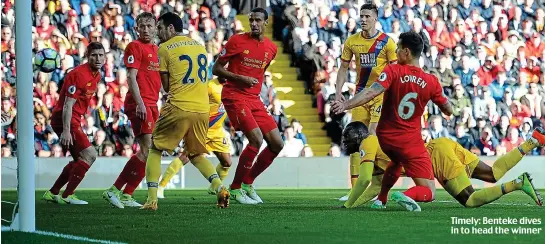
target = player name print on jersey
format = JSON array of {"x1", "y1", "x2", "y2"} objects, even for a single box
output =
[{"x1": 400, "y1": 75, "x2": 428, "y2": 88}]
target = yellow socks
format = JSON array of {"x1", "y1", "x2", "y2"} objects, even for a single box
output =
[
  {"x1": 159, "y1": 158, "x2": 183, "y2": 188},
  {"x1": 191, "y1": 155, "x2": 222, "y2": 191},
  {"x1": 145, "y1": 148, "x2": 163, "y2": 201},
  {"x1": 349, "y1": 153, "x2": 360, "y2": 187},
  {"x1": 216, "y1": 164, "x2": 230, "y2": 181},
  {"x1": 492, "y1": 148, "x2": 523, "y2": 181},
  {"x1": 465, "y1": 185, "x2": 503, "y2": 208},
  {"x1": 351, "y1": 174, "x2": 384, "y2": 208},
  {"x1": 344, "y1": 162, "x2": 373, "y2": 208},
  {"x1": 519, "y1": 139, "x2": 540, "y2": 154}
]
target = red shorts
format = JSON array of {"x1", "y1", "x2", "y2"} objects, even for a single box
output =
[
  {"x1": 378, "y1": 135, "x2": 434, "y2": 180},
  {"x1": 52, "y1": 124, "x2": 92, "y2": 159},
  {"x1": 222, "y1": 97, "x2": 278, "y2": 135},
  {"x1": 125, "y1": 105, "x2": 159, "y2": 136}
]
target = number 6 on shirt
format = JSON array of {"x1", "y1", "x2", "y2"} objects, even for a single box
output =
[{"x1": 179, "y1": 54, "x2": 208, "y2": 84}]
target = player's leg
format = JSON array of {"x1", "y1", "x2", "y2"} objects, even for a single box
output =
[
  {"x1": 185, "y1": 112, "x2": 230, "y2": 208},
  {"x1": 350, "y1": 174, "x2": 384, "y2": 208},
  {"x1": 61, "y1": 145, "x2": 97, "y2": 204},
  {"x1": 373, "y1": 161, "x2": 403, "y2": 209},
  {"x1": 223, "y1": 100, "x2": 261, "y2": 204},
  {"x1": 214, "y1": 151, "x2": 232, "y2": 181},
  {"x1": 157, "y1": 152, "x2": 190, "y2": 199},
  {"x1": 343, "y1": 163, "x2": 382, "y2": 208},
  {"x1": 241, "y1": 103, "x2": 284, "y2": 203},
  {"x1": 141, "y1": 104, "x2": 186, "y2": 210},
  {"x1": 43, "y1": 126, "x2": 76, "y2": 203},
  {"x1": 207, "y1": 133, "x2": 233, "y2": 181}
]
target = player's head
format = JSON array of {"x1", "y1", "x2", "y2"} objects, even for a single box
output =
[
  {"x1": 341, "y1": 121, "x2": 370, "y2": 155},
  {"x1": 248, "y1": 8, "x2": 268, "y2": 38},
  {"x1": 359, "y1": 3, "x2": 378, "y2": 33},
  {"x1": 157, "y1": 12, "x2": 184, "y2": 43},
  {"x1": 396, "y1": 31, "x2": 424, "y2": 64},
  {"x1": 135, "y1": 12, "x2": 156, "y2": 43},
  {"x1": 86, "y1": 42, "x2": 105, "y2": 71}
]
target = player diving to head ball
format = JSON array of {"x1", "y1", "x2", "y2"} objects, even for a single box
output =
[
  {"x1": 341, "y1": 122, "x2": 544, "y2": 210},
  {"x1": 141, "y1": 12, "x2": 230, "y2": 210},
  {"x1": 157, "y1": 77, "x2": 233, "y2": 198}
]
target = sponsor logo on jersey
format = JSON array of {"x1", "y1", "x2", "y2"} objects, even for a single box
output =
[
  {"x1": 243, "y1": 49, "x2": 250, "y2": 54},
  {"x1": 68, "y1": 85, "x2": 77, "y2": 94},
  {"x1": 359, "y1": 53, "x2": 377, "y2": 68}
]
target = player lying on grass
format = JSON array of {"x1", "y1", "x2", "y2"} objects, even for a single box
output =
[
  {"x1": 157, "y1": 78, "x2": 233, "y2": 199},
  {"x1": 341, "y1": 122, "x2": 544, "y2": 210}
]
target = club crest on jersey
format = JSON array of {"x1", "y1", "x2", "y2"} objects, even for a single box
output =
[
  {"x1": 68, "y1": 85, "x2": 77, "y2": 94},
  {"x1": 128, "y1": 55, "x2": 135, "y2": 64},
  {"x1": 220, "y1": 48, "x2": 227, "y2": 56},
  {"x1": 359, "y1": 53, "x2": 377, "y2": 68},
  {"x1": 379, "y1": 72, "x2": 387, "y2": 82}
]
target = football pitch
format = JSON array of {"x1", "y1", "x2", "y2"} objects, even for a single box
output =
[{"x1": 1, "y1": 189, "x2": 544, "y2": 244}]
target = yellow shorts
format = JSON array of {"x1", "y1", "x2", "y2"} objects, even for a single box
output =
[
  {"x1": 351, "y1": 94, "x2": 383, "y2": 125},
  {"x1": 444, "y1": 173, "x2": 472, "y2": 197},
  {"x1": 429, "y1": 138, "x2": 480, "y2": 184},
  {"x1": 152, "y1": 103, "x2": 209, "y2": 156},
  {"x1": 206, "y1": 128, "x2": 230, "y2": 154}
]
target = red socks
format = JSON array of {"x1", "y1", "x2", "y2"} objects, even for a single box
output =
[
  {"x1": 123, "y1": 156, "x2": 146, "y2": 195},
  {"x1": 377, "y1": 162, "x2": 402, "y2": 204},
  {"x1": 404, "y1": 186, "x2": 433, "y2": 202},
  {"x1": 113, "y1": 155, "x2": 146, "y2": 195},
  {"x1": 231, "y1": 145, "x2": 259, "y2": 189},
  {"x1": 50, "y1": 161, "x2": 74, "y2": 195},
  {"x1": 62, "y1": 160, "x2": 90, "y2": 198},
  {"x1": 243, "y1": 147, "x2": 278, "y2": 185}
]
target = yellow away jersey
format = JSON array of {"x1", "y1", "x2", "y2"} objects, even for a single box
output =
[
  {"x1": 208, "y1": 79, "x2": 227, "y2": 130},
  {"x1": 341, "y1": 31, "x2": 397, "y2": 93},
  {"x1": 359, "y1": 135, "x2": 391, "y2": 171},
  {"x1": 158, "y1": 35, "x2": 209, "y2": 113}
]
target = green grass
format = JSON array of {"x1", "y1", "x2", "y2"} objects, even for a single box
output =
[{"x1": 2, "y1": 190, "x2": 545, "y2": 244}]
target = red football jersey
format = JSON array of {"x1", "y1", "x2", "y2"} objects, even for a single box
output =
[
  {"x1": 123, "y1": 40, "x2": 161, "y2": 106},
  {"x1": 51, "y1": 63, "x2": 101, "y2": 126},
  {"x1": 218, "y1": 33, "x2": 277, "y2": 98},
  {"x1": 376, "y1": 64, "x2": 448, "y2": 138}
]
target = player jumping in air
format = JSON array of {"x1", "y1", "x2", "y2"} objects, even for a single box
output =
[
  {"x1": 332, "y1": 31, "x2": 454, "y2": 211},
  {"x1": 212, "y1": 8, "x2": 283, "y2": 204},
  {"x1": 103, "y1": 12, "x2": 164, "y2": 209},
  {"x1": 141, "y1": 12, "x2": 230, "y2": 210},
  {"x1": 157, "y1": 77, "x2": 233, "y2": 198},
  {"x1": 43, "y1": 42, "x2": 105, "y2": 204},
  {"x1": 334, "y1": 3, "x2": 397, "y2": 201},
  {"x1": 340, "y1": 122, "x2": 543, "y2": 209}
]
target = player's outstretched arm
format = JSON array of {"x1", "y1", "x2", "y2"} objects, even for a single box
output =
[
  {"x1": 332, "y1": 82, "x2": 385, "y2": 114},
  {"x1": 59, "y1": 97, "x2": 76, "y2": 147},
  {"x1": 335, "y1": 61, "x2": 350, "y2": 101},
  {"x1": 437, "y1": 100, "x2": 454, "y2": 116}
]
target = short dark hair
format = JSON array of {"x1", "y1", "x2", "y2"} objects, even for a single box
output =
[
  {"x1": 341, "y1": 121, "x2": 369, "y2": 155},
  {"x1": 158, "y1": 12, "x2": 184, "y2": 32},
  {"x1": 250, "y1": 7, "x2": 268, "y2": 20},
  {"x1": 360, "y1": 3, "x2": 379, "y2": 16},
  {"x1": 136, "y1": 12, "x2": 155, "y2": 25},
  {"x1": 399, "y1": 31, "x2": 424, "y2": 58},
  {"x1": 86, "y1": 42, "x2": 105, "y2": 55}
]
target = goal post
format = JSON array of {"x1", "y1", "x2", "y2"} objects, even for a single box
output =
[{"x1": 15, "y1": 0, "x2": 36, "y2": 232}]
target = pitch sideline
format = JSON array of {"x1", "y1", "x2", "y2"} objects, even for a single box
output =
[{"x1": 1, "y1": 226, "x2": 127, "y2": 244}]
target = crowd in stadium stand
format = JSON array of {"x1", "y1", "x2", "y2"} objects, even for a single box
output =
[
  {"x1": 274, "y1": 0, "x2": 545, "y2": 156},
  {"x1": 2, "y1": 0, "x2": 545, "y2": 158}
]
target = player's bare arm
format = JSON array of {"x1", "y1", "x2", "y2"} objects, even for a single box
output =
[
  {"x1": 335, "y1": 61, "x2": 350, "y2": 100},
  {"x1": 437, "y1": 100, "x2": 454, "y2": 116},
  {"x1": 332, "y1": 82, "x2": 385, "y2": 114},
  {"x1": 212, "y1": 59, "x2": 258, "y2": 87},
  {"x1": 60, "y1": 97, "x2": 76, "y2": 147},
  {"x1": 160, "y1": 72, "x2": 170, "y2": 93},
  {"x1": 127, "y1": 68, "x2": 147, "y2": 120}
]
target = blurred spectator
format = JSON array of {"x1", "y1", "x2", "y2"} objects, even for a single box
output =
[
  {"x1": 455, "y1": 124, "x2": 475, "y2": 150},
  {"x1": 475, "y1": 126, "x2": 500, "y2": 156},
  {"x1": 261, "y1": 71, "x2": 277, "y2": 108},
  {"x1": 501, "y1": 127, "x2": 524, "y2": 152},
  {"x1": 270, "y1": 98, "x2": 289, "y2": 134},
  {"x1": 328, "y1": 143, "x2": 341, "y2": 157},
  {"x1": 278, "y1": 126, "x2": 304, "y2": 157},
  {"x1": 429, "y1": 115, "x2": 451, "y2": 139},
  {"x1": 291, "y1": 118, "x2": 307, "y2": 145}
]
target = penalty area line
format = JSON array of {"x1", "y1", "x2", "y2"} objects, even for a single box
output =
[{"x1": 2, "y1": 226, "x2": 127, "y2": 244}]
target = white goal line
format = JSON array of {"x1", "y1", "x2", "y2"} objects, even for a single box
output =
[{"x1": 1, "y1": 226, "x2": 127, "y2": 244}]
